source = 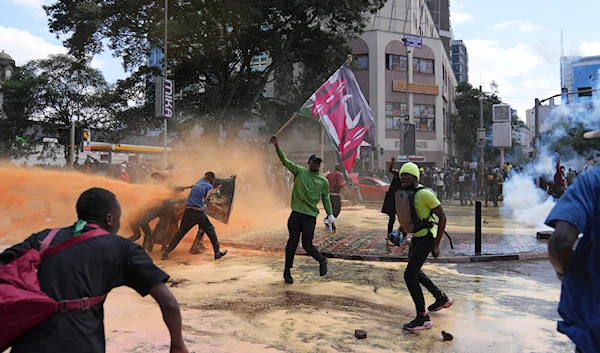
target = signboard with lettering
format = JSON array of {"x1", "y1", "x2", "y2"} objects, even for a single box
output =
[
  {"x1": 403, "y1": 35, "x2": 422, "y2": 48},
  {"x1": 392, "y1": 81, "x2": 439, "y2": 95},
  {"x1": 82, "y1": 129, "x2": 91, "y2": 154},
  {"x1": 155, "y1": 77, "x2": 175, "y2": 119},
  {"x1": 397, "y1": 155, "x2": 426, "y2": 162}
]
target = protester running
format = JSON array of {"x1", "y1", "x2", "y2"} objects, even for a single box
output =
[
  {"x1": 397, "y1": 162, "x2": 453, "y2": 331},
  {"x1": 161, "y1": 172, "x2": 229, "y2": 260},
  {"x1": 270, "y1": 135, "x2": 335, "y2": 285}
]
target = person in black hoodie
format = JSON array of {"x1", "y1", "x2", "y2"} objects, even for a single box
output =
[{"x1": 381, "y1": 157, "x2": 403, "y2": 236}]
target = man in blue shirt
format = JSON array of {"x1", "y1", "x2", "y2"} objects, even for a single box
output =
[
  {"x1": 546, "y1": 144, "x2": 600, "y2": 352},
  {"x1": 161, "y1": 172, "x2": 228, "y2": 260}
]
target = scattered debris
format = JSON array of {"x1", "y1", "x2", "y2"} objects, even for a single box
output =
[
  {"x1": 355, "y1": 329, "x2": 367, "y2": 339},
  {"x1": 442, "y1": 330, "x2": 454, "y2": 341}
]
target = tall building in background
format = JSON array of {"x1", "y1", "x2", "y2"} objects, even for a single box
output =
[
  {"x1": 426, "y1": 0, "x2": 452, "y2": 58},
  {"x1": 560, "y1": 55, "x2": 600, "y2": 105},
  {"x1": 560, "y1": 55, "x2": 581, "y2": 94},
  {"x1": 451, "y1": 40, "x2": 468, "y2": 83},
  {"x1": 569, "y1": 56, "x2": 600, "y2": 106}
]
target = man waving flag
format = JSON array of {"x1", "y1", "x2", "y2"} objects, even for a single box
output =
[{"x1": 297, "y1": 63, "x2": 376, "y2": 175}]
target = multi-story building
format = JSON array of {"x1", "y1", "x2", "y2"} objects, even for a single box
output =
[
  {"x1": 560, "y1": 55, "x2": 581, "y2": 94},
  {"x1": 426, "y1": 0, "x2": 452, "y2": 58},
  {"x1": 348, "y1": 0, "x2": 458, "y2": 168},
  {"x1": 525, "y1": 98, "x2": 557, "y2": 155},
  {"x1": 570, "y1": 56, "x2": 600, "y2": 106},
  {"x1": 451, "y1": 40, "x2": 468, "y2": 83}
]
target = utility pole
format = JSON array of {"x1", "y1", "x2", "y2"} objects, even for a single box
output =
[
  {"x1": 163, "y1": 0, "x2": 168, "y2": 168},
  {"x1": 479, "y1": 85, "x2": 484, "y2": 190},
  {"x1": 69, "y1": 118, "x2": 76, "y2": 168}
]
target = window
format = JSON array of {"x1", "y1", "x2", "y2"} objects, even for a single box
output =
[
  {"x1": 413, "y1": 104, "x2": 435, "y2": 131},
  {"x1": 385, "y1": 101, "x2": 408, "y2": 129},
  {"x1": 359, "y1": 179, "x2": 378, "y2": 186},
  {"x1": 413, "y1": 58, "x2": 434, "y2": 74},
  {"x1": 385, "y1": 54, "x2": 408, "y2": 71},
  {"x1": 356, "y1": 54, "x2": 369, "y2": 69}
]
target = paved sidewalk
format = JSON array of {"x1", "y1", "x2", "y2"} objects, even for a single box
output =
[{"x1": 221, "y1": 227, "x2": 548, "y2": 263}]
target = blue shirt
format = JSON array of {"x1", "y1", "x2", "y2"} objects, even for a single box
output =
[
  {"x1": 545, "y1": 168, "x2": 600, "y2": 353},
  {"x1": 185, "y1": 179, "x2": 214, "y2": 210}
]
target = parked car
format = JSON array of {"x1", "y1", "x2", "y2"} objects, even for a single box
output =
[{"x1": 357, "y1": 177, "x2": 390, "y2": 200}]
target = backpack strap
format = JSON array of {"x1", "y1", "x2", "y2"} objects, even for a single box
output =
[
  {"x1": 56, "y1": 295, "x2": 107, "y2": 312},
  {"x1": 40, "y1": 228, "x2": 62, "y2": 253},
  {"x1": 41, "y1": 226, "x2": 110, "y2": 259}
]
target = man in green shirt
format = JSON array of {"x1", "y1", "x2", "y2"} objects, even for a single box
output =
[{"x1": 270, "y1": 135, "x2": 336, "y2": 284}]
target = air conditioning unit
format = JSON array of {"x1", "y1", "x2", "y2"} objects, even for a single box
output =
[{"x1": 492, "y1": 104, "x2": 511, "y2": 123}]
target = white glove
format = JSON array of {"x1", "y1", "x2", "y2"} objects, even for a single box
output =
[{"x1": 324, "y1": 215, "x2": 336, "y2": 231}]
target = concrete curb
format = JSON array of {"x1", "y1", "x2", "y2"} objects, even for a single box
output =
[{"x1": 220, "y1": 242, "x2": 548, "y2": 263}]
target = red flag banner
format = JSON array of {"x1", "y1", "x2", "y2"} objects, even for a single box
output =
[{"x1": 297, "y1": 64, "x2": 376, "y2": 174}]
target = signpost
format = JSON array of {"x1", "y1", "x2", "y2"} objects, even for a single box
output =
[
  {"x1": 403, "y1": 35, "x2": 423, "y2": 48},
  {"x1": 155, "y1": 76, "x2": 174, "y2": 167}
]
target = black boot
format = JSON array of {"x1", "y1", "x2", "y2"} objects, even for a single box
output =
[
  {"x1": 284, "y1": 269, "x2": 294, "y2": 284},
  {"x1": 214, "y1": 250, "x2": 228, "y2": 260},
  {"x1": 319, "y1": 258, "x2": 328, "y2": 276}
]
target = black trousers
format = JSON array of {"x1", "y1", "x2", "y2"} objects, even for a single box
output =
[
  {"x1": 166, "y1": 208, "x2": 220, "y2": 255},
  {"x1": 285, "y1": 211, "x2": 326, "y2": 270},
  {"x1": 404, "y1": 233, "x2": 443, "y2": 313},
  {"x1": 387, "y1": 214, "x2": 396, "y2": 236},
  {"x1": 330, "y1": 195, "x2": 342, "y2": 218}
]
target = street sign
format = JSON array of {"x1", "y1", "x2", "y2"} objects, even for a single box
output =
[
  {"x1": 397, "y1": 155, "x2": 426, "y2": 162},
  {"x1": 403, "y1": 35, "x2": 422, "y2": 48},
  {"x1": 155, "y1": 77, "x2": 175, "y2": 119},
  {"x1": 477, "y1": 141, "x2": 486, "y2": 148}
]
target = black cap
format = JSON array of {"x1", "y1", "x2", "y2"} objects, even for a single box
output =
[{"x1": 308, "y1": 154, "x2": 323, "y2": 163}]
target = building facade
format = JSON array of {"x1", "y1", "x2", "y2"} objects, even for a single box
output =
[
  {"x1": 348, "y1": 0, "x2": 458, "y2": 169},
  {"x1": 560, "y1": 55, "x2": 581, "y2": 94},
  {"x1": 451, "y1": 40, "x2": 468, "y2": 83},
  {"x1": 570, "y1": 57, "x2": 600, "y2": 106},
  {"x1": 525, "y1": 98, "x2": 557, "y2": 155}
]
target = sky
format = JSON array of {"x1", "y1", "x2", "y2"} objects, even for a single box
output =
[{"x1": 1, "y1": 0, "x2": 600, "y2": 120}]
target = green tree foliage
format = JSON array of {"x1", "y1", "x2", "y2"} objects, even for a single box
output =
[
  {"x1": 0, "y1": 54, "x2": 120, "y2": 161},
  {"x1": 45, "y1": 0, "x2": 386, "y2": 140},
  {"x1": 543, "y1": 121, "x2": 600, "y2": 161},
  {"x1": 452, "y1": 81, "x2": 526, "y2": 165}
]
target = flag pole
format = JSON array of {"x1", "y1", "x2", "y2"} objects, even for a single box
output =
[{"x1": 273, "y1": 113, "x2": 299, "y2": 137}]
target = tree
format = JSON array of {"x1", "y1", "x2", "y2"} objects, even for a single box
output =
[
  {"x1": 45, "y1": 0, "x2": 386, "y2": 139},
  {"x1": 542, "y1": 121, "x2": 600, "y2": 162},
  {"x1": 0, "y1": 54, "x2": 120, "y2": 162},
  {"x1": 453, "y1": 81, "x2": 526, "y2": 165}
]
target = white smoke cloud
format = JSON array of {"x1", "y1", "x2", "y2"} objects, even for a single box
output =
[
  {"x1": 502, "y1": 174, "x2": 554, "y2": 231},
  {"x1": 502, "y1": 69, "x2": 600, "y2": 229}
]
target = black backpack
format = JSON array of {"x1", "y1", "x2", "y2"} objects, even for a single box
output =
[{"x1": 394, "y1": 187, "x2": 454, "y2": 248}]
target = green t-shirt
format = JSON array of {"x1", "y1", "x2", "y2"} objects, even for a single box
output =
[
  {"x1": 277, "y1": 149, "x2": 332, "y2": 218},
  {"x1": 413, "y1": 185, "x2": 441, "y2": 237}
]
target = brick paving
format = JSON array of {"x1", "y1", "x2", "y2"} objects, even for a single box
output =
[{"x1": 221, "y1": 226, "x2": 548, "y2": 263}]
